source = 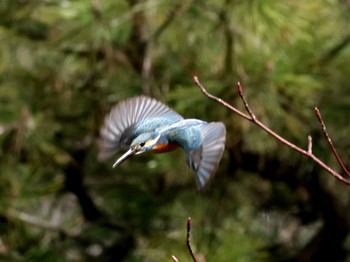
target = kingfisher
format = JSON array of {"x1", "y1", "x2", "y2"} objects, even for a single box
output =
[{"x1": 98, "y1": 96, "x2": 226, "y2": 190}]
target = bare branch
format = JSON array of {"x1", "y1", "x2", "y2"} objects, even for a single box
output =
[
  {"x1": 172, "y1": 217, "x2": 199, "y2": 262},
  {"x1": 194, "y1": 76, "x2": 251, "y2": 120},
  {"x1": 195, "y1": 76, "x2": 311, "y2": 155},
  {"x1": 194, "y1": 76, "x2": 350, "y2": 186},
  {"x1": 314, "y1": 107, "x2": 350, "y2": 178},
  {"x1": 186, "y1": 217, "x2": 197, "y2": 262}
]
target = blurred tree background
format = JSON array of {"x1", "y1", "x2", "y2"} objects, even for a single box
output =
[{"x1": 1, "y1": 0, "x2": 350, "y2": 261}]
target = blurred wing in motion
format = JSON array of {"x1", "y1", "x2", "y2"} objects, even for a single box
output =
[
  {"x1": 186, "y1": 122, "x2": 226, "y2": 190},
  {"x1": 98, "y1": 96, "x2": 183, "y2": 160}
]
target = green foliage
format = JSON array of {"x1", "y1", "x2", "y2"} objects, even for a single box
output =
[{"x1": 0, "y1": 0, "x2": 350, "y2": 261}]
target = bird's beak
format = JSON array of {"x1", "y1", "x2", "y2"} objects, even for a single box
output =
[{"x1": 112, "y1": 148, "x2": 136, "y2": 168}]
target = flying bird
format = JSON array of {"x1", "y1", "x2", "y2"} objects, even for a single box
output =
[{"x1": 98, "y1": 96, "x2": 226, "y2": 190}]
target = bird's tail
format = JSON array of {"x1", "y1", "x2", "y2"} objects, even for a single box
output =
[{"x1": 187, "y1": 122, "x2": 226, "y2": 190}]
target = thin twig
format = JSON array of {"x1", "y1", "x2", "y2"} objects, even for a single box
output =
[
  {"x1": 194, "y1": 76, "x2": 251, "y2": 120},
  {"x1": 194, "y1": 76, "x2": 350, "y2": 186},
  {"x1": 186, "y1": 217, "x2": 197, "y2": 262},
  {"x1": 237, "y1": 82, "x2": 256, "y2": 122},
  {"x1": 314, "y1": 107, "x2": 350, "y2": 178},
  {"x1": 308, "y1": 135, "x2": 313, "y2": 155},
  {"x1": 171, "y1": 255, "x2": 179, "y2": 262}
]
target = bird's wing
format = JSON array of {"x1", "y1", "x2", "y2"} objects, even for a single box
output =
[
  {"x1": 98, "y1": 96, "x2": 183, "y2": 160},
  {"x1": 186, "y1": 122, "x2": 226, "y2": 190}
]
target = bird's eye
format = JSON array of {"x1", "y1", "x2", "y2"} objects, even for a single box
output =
[{"x1": 140, "y1": 142, "x2": 145, "y2": 147}]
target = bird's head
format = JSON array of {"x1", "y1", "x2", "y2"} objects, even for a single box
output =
[{"x1": 112, "y1": 132, "x2": 161, "y2": 168}]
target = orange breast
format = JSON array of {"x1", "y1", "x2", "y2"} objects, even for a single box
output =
[{"x1": 152, "y1": 142, "x2": 179, "y2": 154}]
